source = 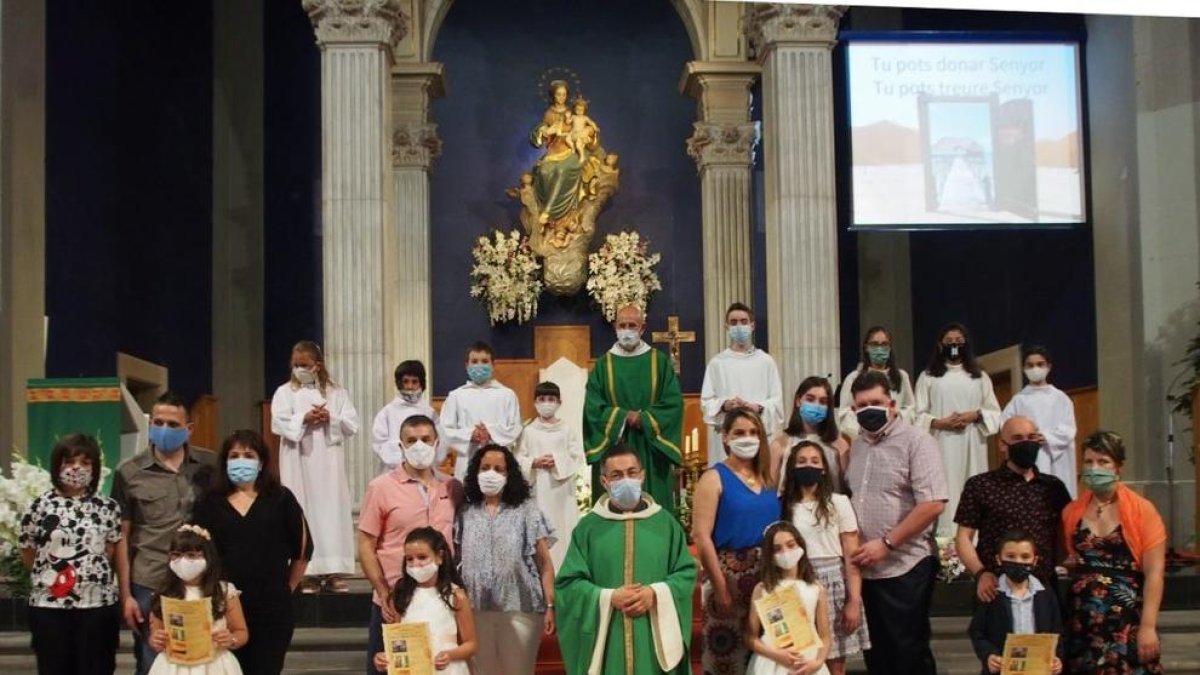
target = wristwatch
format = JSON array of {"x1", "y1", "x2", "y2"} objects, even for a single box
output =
[{"x1": 882, "y1": 535, "x2": 896, "y2": 551}]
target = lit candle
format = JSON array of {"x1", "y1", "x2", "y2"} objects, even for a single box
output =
[{"x1": 691, "y1": 428, "x2": 699, "y2": 457}]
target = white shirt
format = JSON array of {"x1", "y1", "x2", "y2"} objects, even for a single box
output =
[
  {"x1": 701, "y1": 347, "x2": 785, "y2": 465},
  {"x1": 440, "y1": 379, "x2": 522, "y2": 480},
  {"x1": 370, "y1": 395, "x2": 445, "y2": 469},
  {"x1": 1002, "y1": 383, "x2": 1078, "y2": 497},
  {"x1": 789, "y1": 493, "x2": 859, "y2": 559}
]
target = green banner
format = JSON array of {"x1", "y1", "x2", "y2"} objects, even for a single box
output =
[{"x1": 26, "y1": 377, "x2": 124, "y2": 495}]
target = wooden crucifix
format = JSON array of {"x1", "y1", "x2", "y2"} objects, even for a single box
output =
[{"x1": 651, "y1": 315, "x2": 696, "y2": 376}]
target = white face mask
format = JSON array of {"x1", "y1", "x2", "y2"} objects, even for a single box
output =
[
  {"x1": 616, "y1": 329, "x2": 640, "y2": 349},
  {"x1": 535, "y1": 401, "x2": 560, "y2": 419},
  {"x1": 728, "y1": 437, "x2": 760, "y2": 460},
  {"x1": 403, "y1": 440, "x2": 436, "y2": 471},
  {"x1": 169, "y1": 557, "x2": 208, "y2": 584},
  {"x1": 774, "y1": 547, "x2": 805, "y2": 570},
  {"x1": 1024, "y1": 366, "x2": 1049, "y2": 384},
  {"x1": 400, "y1": 389, "x2": 423, "y2": 404},
  {"x1": 59, "y1": 465, "x2": 93, "y2": 491},
  {"x1": 293, "y1": 367, "x2": 316, "y2": 385},
  {"x1": 477, "y1": 469, "x2": 507, "y2": 496},
  {"x1": 406, "y1": 562, "x2": 438, "y2": 584}
]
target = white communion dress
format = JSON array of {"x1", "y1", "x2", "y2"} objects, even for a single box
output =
[
  {"x1": 148, "y1": 582, "x2": 242, "y2": 675},
  {"x1": 746, "y1": 578, "x2": 830, "y2": 675},
  {"x1": 393, "y1": 585, "x2": 469, "y2": 675}
]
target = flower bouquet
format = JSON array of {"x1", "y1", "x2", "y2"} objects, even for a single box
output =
[
  {"x1": 935, "y1": 535, "x2": 968, "y2": 583},
  {"x1": 0, "y1": 454, "x2": 54, "y2": 596},
  {"x1": 585, "y1": 231, "x2": 662, "y2": 321},
  {"x1": 469, "y1": 229, "x2": 543, "y2": 325}
]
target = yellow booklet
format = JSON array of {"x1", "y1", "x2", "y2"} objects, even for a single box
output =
[
  {"x1": 753, "y1": 584, "x2": 817, "y2": 651},
  {"x1": 160, "y1": 596, "x2": 214, "y2": 666},
  {"x1": 383, "y1": 622, "x2": 435, "y2": 675},
  {"x1": 1001, "y1": 633, "x2": 1059, "y2": 675}
]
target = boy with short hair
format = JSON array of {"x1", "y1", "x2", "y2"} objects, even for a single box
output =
[
  {"x1": 371, "y1": 360, "x2": 443, "y2": 470},
  {"x1": 968, "y1": 530, "x2": 1064, "y2": 675},
  {"x1": 516, "y1": 381, "x2": 585, "y2": 569},
  {"x1": 440, "y1": 341, "x2": 522, "y2": 480}
]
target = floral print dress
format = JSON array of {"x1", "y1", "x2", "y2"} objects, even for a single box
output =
[{"x1": 1066, "y1": 524, "x2": 1164, "y2": 674}]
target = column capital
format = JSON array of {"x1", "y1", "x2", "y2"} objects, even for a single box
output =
[
  {"x1": 686, "y1": 121, "x2": 760, "y2": 171},
  {"x1": 747, "y1": 4, "x2": 847, "y2": 56},
  {"x1": 302, "y1": 0, "x2": 407, "y2": 47},
  {"x1": 392, "y1": 122, "x2": 441, "y2": 168},
  {"x1": 680, "y1": 61, "x2": 761, "y2": 125}
]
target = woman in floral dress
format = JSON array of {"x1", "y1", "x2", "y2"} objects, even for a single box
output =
[{"x1": 1062, "y1": 431, "x2": 1166, "y2": 674}]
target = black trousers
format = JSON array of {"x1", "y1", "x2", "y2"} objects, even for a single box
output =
[
  {"x1": 235, "y1": 610, "x2": 296, "y2": 675},
  {"x1": 861, "y1": 555, "x2": 939, "y2": 675},
  {"x1": 29, "y1": 604, "x2": 120, "y2": 675}
]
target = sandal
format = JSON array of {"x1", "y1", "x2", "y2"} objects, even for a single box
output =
[
  {"x1": 325, "y1": 577, "x2": 351, "y2": 594},
  {"x1": 298, "y1": 578, "x2": 321, "y2": 595}
]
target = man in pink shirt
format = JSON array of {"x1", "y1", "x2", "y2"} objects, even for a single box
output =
[{"x1": 358, "y1": 414, "x2": 463, "y2": 675}]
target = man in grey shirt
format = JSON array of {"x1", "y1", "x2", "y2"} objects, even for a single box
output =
[
  {"x1": 846, "y1": 370, "x2": 948, "y2": 675},
  {"x1": 112, "y1": 391, "x2": 216, "y2": 675}
]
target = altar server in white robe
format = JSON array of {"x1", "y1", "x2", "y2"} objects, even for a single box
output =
[
  {"x1": 371, "y1": 359, "x2": 447, "y2": 470},
  {"x1": 1001, "y1": 345, "x2": 1078, "y2": 497},
  {"x1": 441, "y1": 341, "x2": 523, "y2": 480},
  {"x1": 914, "y1": 323, "x2": 1001, "y2": 537},
  {"x1": 516, "y1": 380, "x2": 585, "y2": 569},
  {"x1": 271, "y1": 340, "x2": 359, "y2": 591},
  {"x1": 700, "y1": 302, "x2": 785, "y2": 465},
  {"x1": 836, "y1": 325, "x2": 917, "y2": 439}
]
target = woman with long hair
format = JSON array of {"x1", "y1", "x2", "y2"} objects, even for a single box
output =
[
  {"x1": 693, "y1": 409, "x2": 781, "y2": 675},
  {"x1": 835, "y1": 326, "x2": 916, "y2": 439},
  {"x1": 914, "y1": 322, "x2": 1000, "y2": 537},
  {"x1": 193, "y1": 430, "x2": 313, "y2": 675},
  {"x1": 770, "y1": 376, "x2": 849, "y2": 492}
]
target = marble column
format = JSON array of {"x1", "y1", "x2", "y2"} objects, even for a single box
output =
[
  {"x1": 305, "y1": 0, "x2": 403, "y2": 505},
  {"x1": 748, "y1": 4, "x2": 846, "y2": 398},
  {"x1": 387, "y1": 64, "x2": 442, "y2": 390},
  {"x1": 683, "y1": 63, "x2": 761, "y2": 360}
]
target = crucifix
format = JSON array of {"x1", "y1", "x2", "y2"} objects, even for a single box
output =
[{"x1": 651, "y1": 315, "x2": 696, "y2": 376}]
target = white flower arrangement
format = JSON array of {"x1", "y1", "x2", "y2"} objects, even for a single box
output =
[
  {"x1": 585, "y1": 231, "x2": 662, "y2": 321},
  {"x1": 0, "y1": 453, "x2": 54, "y2": 590},
  {"x1": 469, "y1": 229, "x2": 544, "y2": 325},
  {"x1": 575, "y1": 470, "x2": 592, "y2": 515},
  {"x1": 935, "y1": 535, "x2": 968, "y2": 583}
]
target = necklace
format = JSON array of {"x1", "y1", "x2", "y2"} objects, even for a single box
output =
[
  {"x1": 730, "y1": 463, "x2": 759, "y2": 487},
  {"x1": 1094, "y1": 495, "x2": 1116, "y2": 516}
]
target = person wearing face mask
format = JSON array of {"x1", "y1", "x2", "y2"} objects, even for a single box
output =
[
  {"x1": 515, "y1": 381, "x2": 584, "y2": 570},
  {"x1": 1061, "y1": 431, "x2": 1167, "y2": 674},
  {"x1": 692, "y1": 409, "x2": 781, "y2": 675},
  {"x1": 914, "y1": 322, "x2": 1001, "y2": 537},
  {"x1": 441, "y1": 341, "x2": 522, "y2": 481},
  {"x1": 193, "y1": 430, "x2": 313, "y2": 675},
  {"x1": 1000, "y1": 345, "x2": 1079, "y2": 497},
  {"x1": 584, "y1": 303, "x2": 684, "y2": 514},
  {"x1": 20, "y1": 434, "x2": 123, "y2": 675},
  {"x1": 967, "y1": 531, "x2": 1065, "y2": 675},
  {"x1": 270, "y1": 340, "x2": 360, "y2": 594},
  {"x1": 953, "y1": 417, "x2": 1071, "y2": 604},
  {"x1": 770, "y1": 376, "x2": 849, "y2": 493},
  {"x1": 359, "y1": 415, "x2": 464, "y2": 675},
  {"x1": 845, "y1": 371, "x2": 948, "y2": 675},
  {"x1": 113, "y1": 391, "x2": 218, "y2": 675},
  {"x1": 836, "y1": 326, "x2": 917, "y2": 439},
  {"x1": 372, "y1": 360, "x2": 446, "y2": 471},
  {"x1": 456, "y1": 445, "x2": 555, "y2": 675},
  {"x1": 701, "y1": 302, "x2": 785, "y2": 465},
  {"x1": 556, "y1": 445, "x2": 697, "y2": 675}
]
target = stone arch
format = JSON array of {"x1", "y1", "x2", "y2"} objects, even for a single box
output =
[{"x1": 421, "y1": 0, "x2": 707, "y2": 62}]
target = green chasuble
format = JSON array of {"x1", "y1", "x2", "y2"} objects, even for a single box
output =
[
  {"x1": 584, "y1": 346, "x2": 683, "y2": 512},
  {"x1": 556, "y1": 496, "x2": 697, "y2": 675}
]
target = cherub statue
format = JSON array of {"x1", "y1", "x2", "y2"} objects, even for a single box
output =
[{"x1": 506, "y1": 173, "x2": 540, "y2": 223}]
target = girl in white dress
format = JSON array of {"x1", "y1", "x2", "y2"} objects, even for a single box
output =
[
  {"x1": 835, "y1": 325, "x2": 917, "y2": 439},
  {"x1": 914, "y1": 323, "x2": 1001, "y2": 537},
  {"x1": 271, "y1": 340, "x2": 359, "y2": 592},
  {"x1": 746, "y1": 521, "x2": 832, "y2": 675},
  {"x1": 769, "y1": 377, "x2": 849, "y2": 492},
  {"x1": 148, "y1": 526, "x2": 247, "y2": 675},
  {"x1": 372, "y1": 528, "x2": 477, "y2": 675}
]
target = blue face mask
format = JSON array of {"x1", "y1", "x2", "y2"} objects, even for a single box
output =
[
  {"x1": 727, "y1": 325, "x2": 753, "y2": 345},
  {"x1": 608, "y1": 478, "x2": 643, "y2": 510},
  {"x1": 799, "y1": 401, "x2": 828, "y2": 425},
  {"x1": 466, "y1": 364, "x2": 493, "y2": 385},
  {"x1": 149, "y1": 425, "x2": 189, "y2": 453},
  {"x1": 226, "y1": 458, "x2": 261, "y2": 485}
]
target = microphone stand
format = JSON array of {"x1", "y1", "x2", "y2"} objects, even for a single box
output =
[{"x1": 1163, "y1": 367, "x2": 1194, "y2": 570}]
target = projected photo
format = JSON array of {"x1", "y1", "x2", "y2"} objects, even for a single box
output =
[{"x1": 847, "y1": 40, "x2": 1085, "y2": 228}]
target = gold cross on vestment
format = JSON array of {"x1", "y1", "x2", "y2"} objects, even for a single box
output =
[{"x1": 651, "y1": 315, "x2": 696, "y2": 376}]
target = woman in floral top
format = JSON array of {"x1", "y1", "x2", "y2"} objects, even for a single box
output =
[{"x1": 20, "y1": 434, "x2": 123, "y2": 675}]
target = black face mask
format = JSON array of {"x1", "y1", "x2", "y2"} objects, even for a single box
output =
[
  {"x1": 942, "y1": 343, "x2": 965, "y2": 361},
  {"x1": 1000, "y1": 561, "x2": 1034, "y2": 583},
  {"x1": 792, "y1": 467, "x2": 823, "y2": 489},
  {"x1": 1006, "y1": 440, "x2": 1041, "y2": 470},
  {"x1": 856, "y1": 407, "x2": 889, "y2": 433}
]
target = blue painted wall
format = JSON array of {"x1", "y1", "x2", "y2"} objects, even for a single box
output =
[
  {"x1": 429, "y1": 0, "x2": 704, "y2": 395},
  {"x1": 45, "y1": 1, "x2": 214, "y2": 404}
]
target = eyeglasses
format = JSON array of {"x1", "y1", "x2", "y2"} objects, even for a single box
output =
[{"x1": 169, "y1": 551, "x2": 206, "y2": 561}]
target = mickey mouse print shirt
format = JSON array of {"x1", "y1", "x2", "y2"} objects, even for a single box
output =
[{"x1": 19, "y1": 491, "x2": 122, "y2": 609}]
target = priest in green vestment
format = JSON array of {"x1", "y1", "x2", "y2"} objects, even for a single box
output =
[
  {"x1": 584, "y1": 304, "x2": 684, "y2": 512},
  {"x1": 556, "y1": 446, "x2": 697, "y2": 675}
]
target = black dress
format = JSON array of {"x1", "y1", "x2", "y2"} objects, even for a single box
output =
[{"x1": 193, "y1": 487, "x2": 313, "y2": 675}]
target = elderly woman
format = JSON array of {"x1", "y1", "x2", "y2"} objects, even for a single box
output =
[
  {"x1": 693, "y1": 409, "x2": 781, "y2": 675},
  {"x1": 456, "y1": 443, "x2": 555, "y2": 675},
  {"x1": 1061, "y1": 430, "x2": 1166, "y2": 674}
]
